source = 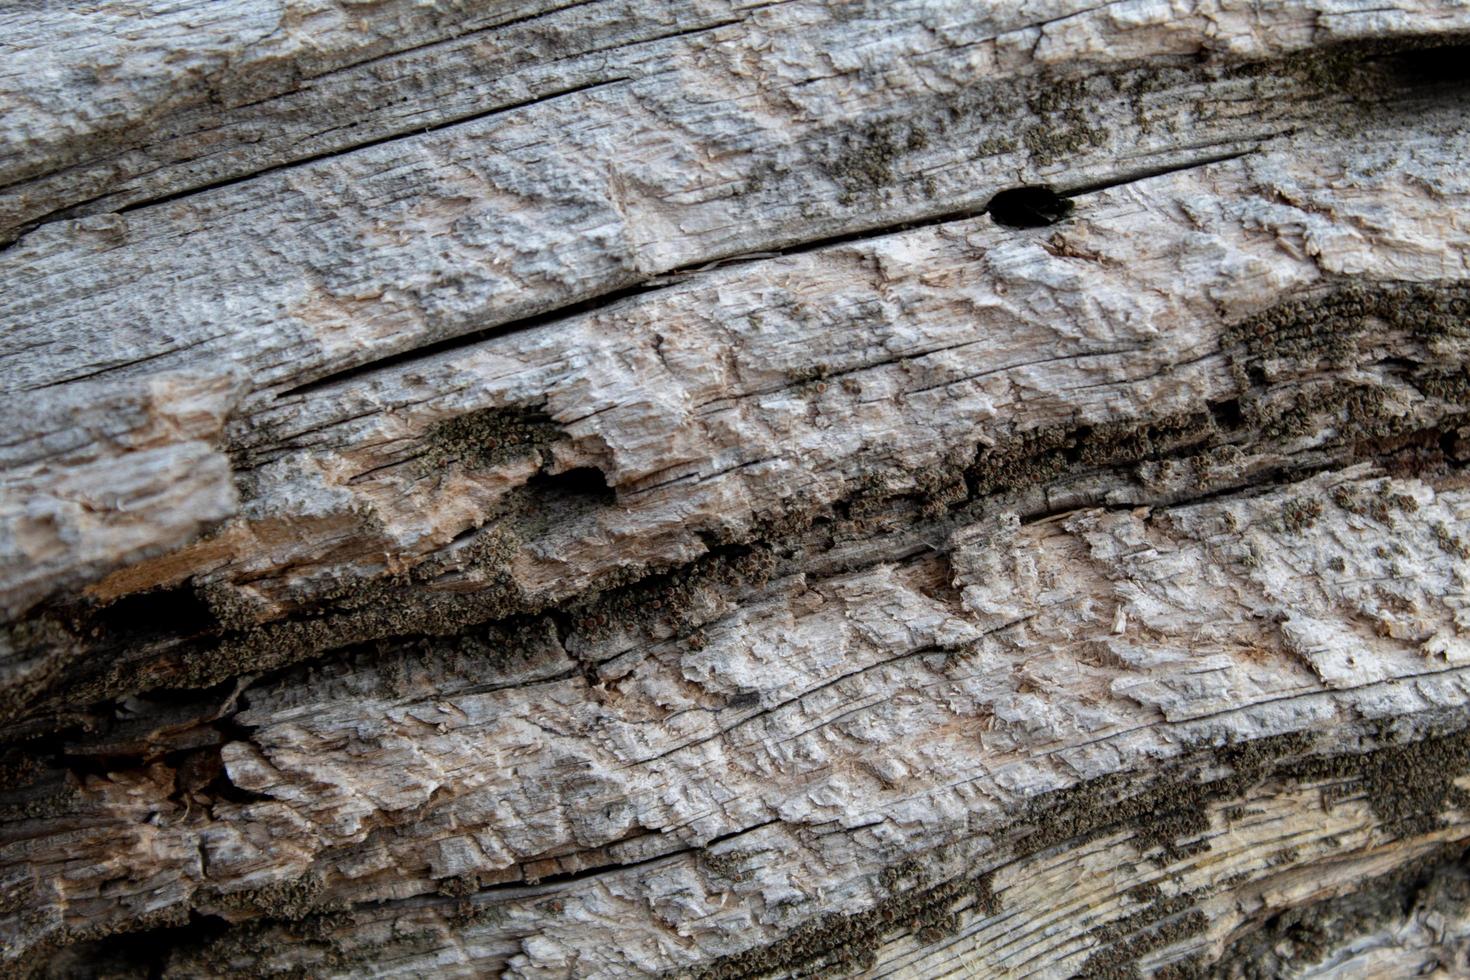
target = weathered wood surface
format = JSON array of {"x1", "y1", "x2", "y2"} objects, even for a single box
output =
[{"x1": 3, "y1": 1, "x2": 1470, "y2": 977}]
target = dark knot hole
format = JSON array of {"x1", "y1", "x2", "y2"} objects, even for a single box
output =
[{"x1": 987, "y1": 185, "x2": 1074, "y2": 228}]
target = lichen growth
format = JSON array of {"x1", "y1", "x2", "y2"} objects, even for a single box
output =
[
  {"x1": 418, "y1": 405, "x2": 564, "y2": 475},
  {"x1": 688, "y1": 871, "x2": 997, "y2": 979},
  {"x1": 1224, "y1": 282, "x2": 1470, "y2": 381},
  {"x1": 962, "y1": 410, "x2": 1220, "y2": 502},
  {"x1": 829, "y1": 120, "x2": 929, "y2": 203},
  {"x1": 0, "y1": 770, "x2": 78, "y2": 822},
  {"x1": 1023, "y1": 73, "x2": 1108, "y2": 166},
  {"x1": 691, "y1": 720, "x2": 1470, "y2": 979},
  {"x1": 1074, "y1": 882, "x2": 1208, "y2": 979},
  {"x1": 209, "y1": 874, "x2": 342, "y2": 923},
  {"x1": 1280, "y1": 497, "x2": 1323, "y2": 533},
  {"x1": 1248, "y1": 382, "x2": 1399, "y2": 445},
  {"x1": 1413, "y1": 366, "x2": 1470, "y2": 404},
  {"x1": 1434, "y1": 522, "x2": 1470, "y2": 560},
  {"x1": 702, "y1": 849, "x2": 758, "y2": 884},
  {"x1": 564, "y1": 545, "x2": 778, "y2": 645},
  {"x1": 1196, "y1": 843, "x2": 1470, "y2": 979},
  {"x1": 435, "y1": 874, "x2": 480, "y2": 899},
  {"x1": 197, "y1": 580, "x2": 266, "y2": 633}
]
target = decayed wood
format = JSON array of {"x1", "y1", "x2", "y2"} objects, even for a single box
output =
[
  {"x1": 0, "y1": 371, "x2": 242, "y2": 621},
  {"x1": 3, "y1": 2, "x2": 1470, "y2": 977}
]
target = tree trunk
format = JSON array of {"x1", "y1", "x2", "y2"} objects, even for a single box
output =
[{"x1": 4, "y1": 2, "x2": 1470, "y2": 976}]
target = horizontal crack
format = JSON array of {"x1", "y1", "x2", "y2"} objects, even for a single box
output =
[
  {"x1": 1060, "y1": 147, "x2": 1257, "y2": 198},
  {"x1": 117, "y1": 77, "x2": 631, "y2": 217},
  {"x1": 7, "y1": 280, "x2": 1467, "y2": 739},
  {"x1": 275, "y1": 143, "x2": 1272, "y2": 401},
  {"x1": 472, "y1": 817, "x2": 784, "y2": 897}
]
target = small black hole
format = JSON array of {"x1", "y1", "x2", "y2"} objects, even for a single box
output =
[
  {"x1": 525, "y1": 466, "x2": 615, "y2": 504},
  {"x1": 987, "y1": 185, "x2": 1074, "y2": 228},
  {"x1": 1383, "y1": 44, "x2": 1470, "y2": 86},
  {"x1": 90, "y1": 585, "x2": 218, "y2": 640},
  {"x1": 1208, "y1": 398, "x2": 1244, "y2": 429}
]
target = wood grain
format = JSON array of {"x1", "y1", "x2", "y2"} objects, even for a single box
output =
[{"x1": 3, "y1": 2, "x2": 1469, "y2": 976}]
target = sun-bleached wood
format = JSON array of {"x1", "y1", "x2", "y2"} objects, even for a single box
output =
[{"x1": 3, "y1": 2, "x2": 1470, "y2": 977}]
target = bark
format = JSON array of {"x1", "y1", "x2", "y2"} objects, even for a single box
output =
[{"x1": 3, "y1": 2, "x2": 1470, "y2": 977}]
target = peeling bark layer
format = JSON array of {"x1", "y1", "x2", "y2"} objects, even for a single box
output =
[{"x1": 3, "y1": 2, "x2": 1470, "y2": 977}]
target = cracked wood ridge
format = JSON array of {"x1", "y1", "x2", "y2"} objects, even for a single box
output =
[{"x1": 3, "y1": 1, "x2": 1470, "y2": 977}]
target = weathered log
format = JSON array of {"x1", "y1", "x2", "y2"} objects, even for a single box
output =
[{"x1": 3, "y1": 2, "x2": 1470, "y2": 976}]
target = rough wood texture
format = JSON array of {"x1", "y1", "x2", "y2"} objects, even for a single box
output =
[{"x1": 3, "y1": 2, "x2": 1470, "y2": 977}]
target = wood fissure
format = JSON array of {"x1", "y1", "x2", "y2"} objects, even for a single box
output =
[{"x1": 5, "y1": 3, "x2": 1470, "y2": 976}]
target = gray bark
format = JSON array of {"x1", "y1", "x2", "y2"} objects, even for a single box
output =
[{"x1": 3, "y1": 2, "x2": 1470, "y2": 977}]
